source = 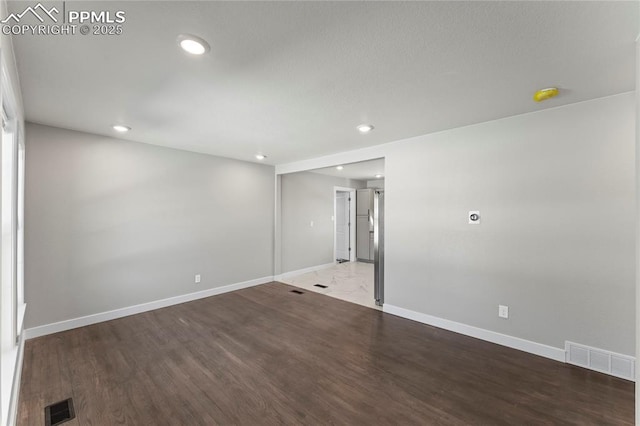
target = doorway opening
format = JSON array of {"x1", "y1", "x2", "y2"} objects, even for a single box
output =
[
  {"x1": 278, "y1": 158, "x2": 385, "y2": 309},
  {"x1": 334, "y1": 187, "x2": 356, "y2": 263}
]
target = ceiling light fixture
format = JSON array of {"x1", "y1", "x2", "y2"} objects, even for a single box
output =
[
  {"x1": 112, "y1": 125, "x2": 130, "y2": 133},
  {"x1": 177, "y1": 34, "x2": 210, "y2": 55},
  {"x1": 255, "y1": 154, "x2": 267, "y2": 160},
  {"x1": 375, "y1": 174, "x2": 383, "y2": 178},
  {"x1": 357, "y1": 124, "x2": 374, "y2": 133},
  {"x1": 336, "y1": 166, "x2": 344, "y2": 170},
  {"x1": 533, "y1": 87, "x2": 559, "y2": 102}
]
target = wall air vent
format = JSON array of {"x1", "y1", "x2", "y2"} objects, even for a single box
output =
[{"x1": 565, "y1": 341, "x2": 635, "y2": 381}]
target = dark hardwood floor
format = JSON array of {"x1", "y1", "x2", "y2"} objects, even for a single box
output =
[{"x1": 18, "y1": 282, "x2": 633, "y2": 425}]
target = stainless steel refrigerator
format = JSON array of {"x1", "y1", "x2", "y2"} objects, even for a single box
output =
[
  {"x1": 356, "y1": 188, "x2": 384, "y2": 306},
  {"x1": 373, "y1": 189, "x2": 384, "y2": 306},
  {"x1": 356, "y1": 189, "x2": 374, "y2": 262}
]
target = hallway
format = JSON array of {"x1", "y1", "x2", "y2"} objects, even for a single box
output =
[{"x1": 279, "y1": 262, "x2": 379, "y2": 310}]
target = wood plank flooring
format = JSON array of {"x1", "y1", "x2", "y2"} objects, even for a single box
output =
[{"x1": 18, "y1": 282, "x2": 633, "y2": 425}]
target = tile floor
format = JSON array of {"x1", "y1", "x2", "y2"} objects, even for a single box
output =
[{"x1": 279, "y1": 261, "x2": 380, "y2": 310}]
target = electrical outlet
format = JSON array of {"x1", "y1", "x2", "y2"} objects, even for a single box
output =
[
  {"x1": 195, "y1": 274, "x2": 201, "y2": 284},
  {"x1": 498, "y1": 305, "x2": 509, "y2": 319}
]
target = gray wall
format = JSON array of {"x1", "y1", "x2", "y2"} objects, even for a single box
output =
[
  {"x1": 367, "y1": 179, "x2": 385, "y2": 189},
  {"x1": 281, "y1": 172, "x2": 365, "y2": 272},
  {"x1": 24, "y1": 123, "x2": 275, "y2": 328},
  {"x1": 635, "y1": 37, "x2": 639, "y2": 418},
  {"x1": 385, "y1": 93, "x2": 635, "y2": 355}
]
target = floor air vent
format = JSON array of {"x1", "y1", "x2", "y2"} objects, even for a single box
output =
[
  {"x1": 45, "y1": 398, "x2": 75, "y2": 426},
  {"x1": 314, "y1": 284, "x2": 328, "y2": 288},
  {"x1": 565, "y1": 341, "x2": 635, "y2": 381},
  {"x1": 290, "y1": 289, "x2": 304, "y2": 294}
]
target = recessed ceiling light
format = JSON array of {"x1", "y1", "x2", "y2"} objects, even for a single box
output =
[
  {"x1": 177, "y1": 34, "x2": 210, "y2": 55},
  {"x1": 357, "y1": 124, "x2": 374, "y2": 133},
  {"x1": 255, "y1": 154, "x2": 267, "y2": 160},
  {"x1": 336, "y1": 166, "x2": 344, "y2": 170},
  {"x1": 112, "y1": 125, "x2": 130, "y2": 133},
  {"x1": 375, "y1": 174, "x2": 383, "y2": 178}
]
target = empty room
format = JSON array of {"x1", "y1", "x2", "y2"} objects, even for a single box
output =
[{"x1": 0, "y1": 1, "x2": 637, "y2": 425}]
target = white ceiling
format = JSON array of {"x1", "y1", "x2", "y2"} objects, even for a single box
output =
[
  {"x1": 9, "y1": 1, "x2": 638, "y2": 165},
  {"x1": 312, "y1": 158, "x2": 385, "y2": 181}
]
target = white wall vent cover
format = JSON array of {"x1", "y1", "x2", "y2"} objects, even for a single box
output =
[{"x1": 565, "y1": 341, "x2": 635, "y2": 381}]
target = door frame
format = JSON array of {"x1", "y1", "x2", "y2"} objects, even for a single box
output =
[{"x1": 333, "y1": 186, "x2": 357, "y2": 262}]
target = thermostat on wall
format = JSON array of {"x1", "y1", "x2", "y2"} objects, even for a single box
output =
[{"x1": 468, "y1": 211, "x2": 480, "y2": 224}]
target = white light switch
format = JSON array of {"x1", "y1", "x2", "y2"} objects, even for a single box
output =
[
  {"x1": 310, "y1": 220, "x2": 314, "y2": 227},
  {"x1": 498, "y1": 305, "x2": 509, "y2": 319},
  {"x1": 195, "y1": 274, "x2": 201, "y2": 284}
]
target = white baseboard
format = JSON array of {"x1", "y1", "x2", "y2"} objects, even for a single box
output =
[
  {"x1": 24, "y1": 276, "x2": 273, "y2": 340},
  {"x1": 7, "y1": 330, "x2": 25, "y2": 426},
  {"x1": 383, "y1": 304, "x2": 566, "y2": 363},
  {"x1": 274, "y1": 262, "x2": 336, "y2": 281},
  {"x1": 25, "y1": 263, "x2": 340, "y2": 340}
]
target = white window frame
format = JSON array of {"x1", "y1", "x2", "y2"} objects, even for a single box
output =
[{"x1": 0, "y1": 48, "x2": 25, "y2": 426}]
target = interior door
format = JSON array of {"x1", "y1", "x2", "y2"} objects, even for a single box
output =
[{"x1": 335, "y1": 192, "x2": 350, "y2": 261}]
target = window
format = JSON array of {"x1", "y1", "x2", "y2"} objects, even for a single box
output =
[
  {"x1": 16, "y1": 134, "x2": 24, "y2": 333},
  {"x1": 0, "y1": 59, "x2": 25, "y2": 425}
]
